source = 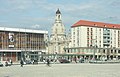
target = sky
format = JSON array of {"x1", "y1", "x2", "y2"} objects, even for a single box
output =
[{"x1": 0, "y1": 0, "x2": 120, "y2": 33}]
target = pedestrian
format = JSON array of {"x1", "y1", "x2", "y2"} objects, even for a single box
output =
[
  {"x1": 43, "y1": 59, "x2": 46, "y2": 64},
  {"x1": 9, "y1": 59, "x2": 13, "y2": 65},
  {"x1": 5, "y1": 61, "x2": 8, "y2": 67},
  {"x1": 20, "y1": 59, "x2": 24, "y2": 67},
  {"x1": 46, "y1": 58, "x2": 50, "y2": 67},
  {"x1": 74, "y1": 57, "x2": 77, "y2": 63}
]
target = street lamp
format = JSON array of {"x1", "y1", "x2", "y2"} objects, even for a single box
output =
[
  {"x1": 0, "y1": 53, "x2": 1, "y2": 61},
  {"x1": 91, "y1": 39, "x2": 96, "y2": 60},
  {"x1": 93, "y1": 45, "x2": 97, "y2": 60},
  {"x1": 53, "y1": 52, "x2": 57, "y2": 63}
]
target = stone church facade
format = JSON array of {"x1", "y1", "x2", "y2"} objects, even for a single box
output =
[{"x1": 48, "y1": 9, "x2": 69, "y2": 54}]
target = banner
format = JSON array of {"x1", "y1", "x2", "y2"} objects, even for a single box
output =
[
  {"x1": 8, "y1": 33, "x2": 14, "y2": 48},
  {"x1": 9, "y1": 33, "x2": 14, "y2": 42}
]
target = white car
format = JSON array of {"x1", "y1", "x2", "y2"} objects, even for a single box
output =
[{"x1": 1, "y1": 61, "x2": 11, "y2": 66}]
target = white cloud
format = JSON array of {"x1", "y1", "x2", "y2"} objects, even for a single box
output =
[
  {"x1": 31, "y1": 24, "x2": 40, "y2": 28},
  {"x1": 0, "y1": 0, "x2": 95, "y2": 14}
]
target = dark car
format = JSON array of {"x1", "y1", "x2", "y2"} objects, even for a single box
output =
[
  {"x1": 33, "y1": 60, "x2": 38, "y2": 64},
  {"x1": 59, "y1": 59, "x2": 70, "y2": 63},
  {"x1": 79, "y1": 58, "x2": 84, "y2": 63},
  {"x1": 0, "y1": 62, "x2": 3, "y2": 67},
  {"x1": 25, "y1": 60, "x2": 32, "y2": 64}
]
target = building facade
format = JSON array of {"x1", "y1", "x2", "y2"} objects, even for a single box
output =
[
  {"x1": 64, "y1": 20, "x2": 120, "y2": 60},
  {"x1": 48, "y1": 9, "x2": 69, "y2": 54},
  {"x1": 0, "y1": 27, "x2": 48, "y2": 62}
]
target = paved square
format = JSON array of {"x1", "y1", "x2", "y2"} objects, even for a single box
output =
[{"x1": 0, "y1": 63, "x2": 120, "y2": 77}]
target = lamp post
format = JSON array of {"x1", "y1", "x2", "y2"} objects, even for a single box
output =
[
  {"x1": 21, "y1": 50, "x2": 23, "y2": 60},
  {"x1": 92, "y1": 39, "x2": 96, "y2": 60},
  {"x1": 53, "y1": 52, "x2": 57, "y2": 63},
  {"x1": 93, "y1": 46, "x2": 95, "y2": 60},
  {"x1": 0, "y1": 52, "x2": 2, "y2": 61}
]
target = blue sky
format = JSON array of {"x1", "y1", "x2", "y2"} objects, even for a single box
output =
[{"x1": 0, "y1": 0, "x2": 120, "y2": 33}]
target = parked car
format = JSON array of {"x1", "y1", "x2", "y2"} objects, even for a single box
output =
[
  {"x1": 25, "y1": 60, "x2": 32, "y2": 64},
  {"x1": 79, "y1": 58, "x2": 84, "y2": 63},
  {"x1": 0, "y1": 62, "x2": 3, "y2": 67},
  {"x1": 1, "y1": 61, "x2": 11, "y2": 66},
  {"x1": 59, "y1": 59, "x2": 70, "y2": 63},
  {"x1": 89, "y1": 60, "x2": 97, "y2": 63},
  {"x1": 33, "y1": 60, "x2": 38, "y2": 64},
  {"x1": 5, "y1": 61, "x2": 11, "y2": 66},
  {"x1": 89, "y1": 59, "x2": 101, "y2": 63}
]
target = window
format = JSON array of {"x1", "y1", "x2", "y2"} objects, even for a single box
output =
[
  {"x1": 103, "y1": 49, "x2": 105, "y2": 53},
  {"x1": 58, "y1": 15, "x2": 60, "y2": 19},
  {"x1": 111, "y1": 50, "x2": 113, "y2": 53},
  {"x1": 91, "y1": 28, "x2": 93, "y2": 31},
  {"x1": 73, "y1": 32, "x2": 75, "y2": 35},
  {"x1": 87, "y1": 28, "x2": 89, "y2": 31},
  {"x1": 118, "y1": 50, "x2": 120, "y2": 53}
]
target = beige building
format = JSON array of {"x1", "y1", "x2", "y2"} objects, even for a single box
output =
[
  {"x1": 64, "y1": 20, "x2": 120, "y2": 60},
  {"x1": 48, "y1": 9, "x2": 69, "y2": 54}
]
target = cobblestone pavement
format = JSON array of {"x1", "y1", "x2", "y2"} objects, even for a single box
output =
[{"x1": 0, "y1": 63, "x2": 120, "y2": 77}]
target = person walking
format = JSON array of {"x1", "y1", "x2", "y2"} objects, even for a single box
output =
[
  {"x1": 5, "y1": 61, "x2": 8, "y2": 67},
  {"x1": 43, "y1": 59, "x2": 46, "y2": 64},
  {"x1": 20, "y1": 59, "x2": 24, "y2": 67},
  {"x1": 46, "y1": 58, "x2": 50, "y2": 67},
  {"x1": 74, "y1": 56, "x2": 77, "y2": 63},
  {"x1": 9, "y1": 59, "x2": 13, "y2": 65}
]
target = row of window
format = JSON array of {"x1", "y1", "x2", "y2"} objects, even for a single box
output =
[
  {"x1": 72, "y1": 27, "x2": 120, "y2": 47},
  {"x1": 0, "y1": 31, "x2": 45, "y2": 50},
  {"x1": 65, "y1": 49, "x2": 120, "y2": 54}
]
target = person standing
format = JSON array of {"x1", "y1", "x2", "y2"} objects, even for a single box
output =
[
  {"x1": 20, "y1": 59, "x2": 24, "y2": 67},
  {"x1": 46, "y1": 58, "x2": 50, "y2": 67},
  {"x1": 43, "y1": 59, "x2": 46, "y2": 64},
  {"x1": 74, "y1": 56, "x2": 77, "y2": 63},
  {"x1": 9, "y1": 59, "x2": 13, "y2": 65},
  {"x1": 5, "y1": 61, "x2": 8, "y2": 67}
]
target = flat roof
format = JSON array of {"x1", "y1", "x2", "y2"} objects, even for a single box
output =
[{"x1": 0, "y1": 27, "x2": 48, "y2": 34}]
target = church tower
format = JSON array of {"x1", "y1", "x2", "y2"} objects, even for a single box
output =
[
  {"x1": 49, "y1": 9, "x2": 66, "y2": 54},
  {"x1": 51, "y1": 9, "x2": 65, "y2": 35}
]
